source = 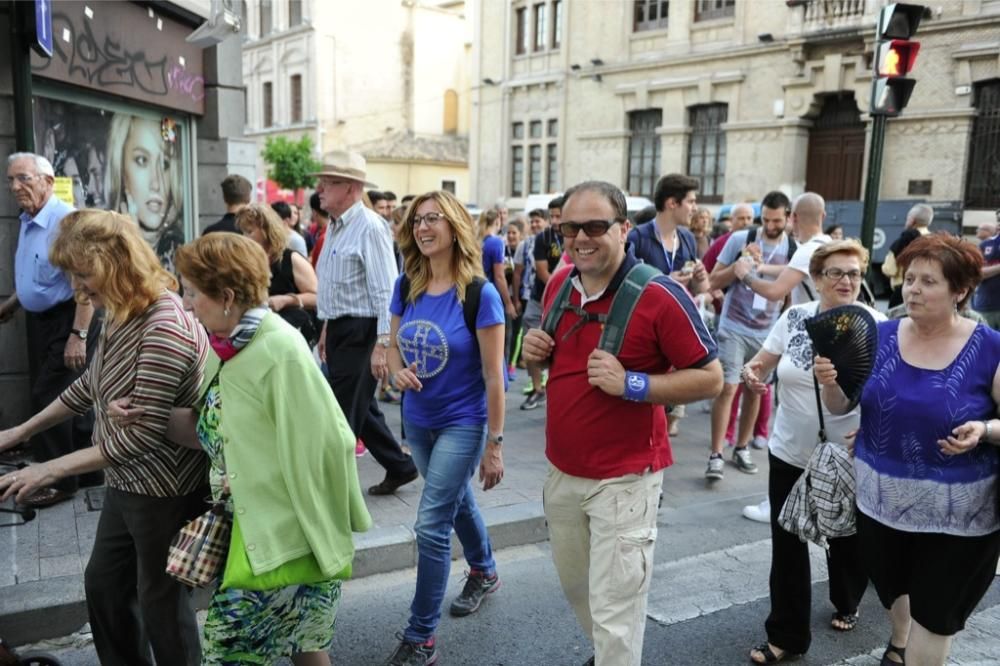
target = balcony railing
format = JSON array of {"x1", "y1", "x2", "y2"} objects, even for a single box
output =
[{"x1": 802, "y1": 0, "x2": 870, "y2": 31}]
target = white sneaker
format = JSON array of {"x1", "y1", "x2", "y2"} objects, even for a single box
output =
[
  {"x1": 742, "y1": 498, "x2": 770, "y2": 523},
  {"x1": 751, "y1": 435, "x2": 768, "y2": 450}
]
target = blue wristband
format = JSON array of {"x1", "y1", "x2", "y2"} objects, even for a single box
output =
[{"x1": 623, "y1": 371, "x2": 650, "y2": 402}]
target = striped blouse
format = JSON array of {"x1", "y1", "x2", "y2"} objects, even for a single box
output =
[{"x1": 60, "y1": 291, "x2": 209, "y2": 497}]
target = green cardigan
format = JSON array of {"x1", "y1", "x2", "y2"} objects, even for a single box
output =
[{"x1": 199, "y1": 312, "x2": 372, "y2": 578}]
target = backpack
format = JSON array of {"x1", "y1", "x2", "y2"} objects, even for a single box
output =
[
  {"x1": 398, "y1": 274, "x2": 486, "y2": 340},
  {"x1": 540, "y1": 263, "x2": 660, "y2": 356}
]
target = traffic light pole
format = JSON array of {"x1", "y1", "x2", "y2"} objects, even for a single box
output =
[{"x1": 860, "y1": 113, "x2": 888, "y2": 267}]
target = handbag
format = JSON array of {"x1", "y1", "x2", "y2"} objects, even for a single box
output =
[
  {"x1": 165, "y1": 496, "x2": 233, "y2": 588},
  {"x1": 778, "y1": 375, "x2": 857, "y2": 549}
]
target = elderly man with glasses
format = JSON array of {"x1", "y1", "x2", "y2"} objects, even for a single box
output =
[
  {"x1": 522, "y1": 180, "x2": 722, "y2": 666},
  {"x1": 312, "y1": 151, "x2": 418, "y2": 495},
  {"x1": 1, "y1": 152, "x2": 95, "y2": 507}
]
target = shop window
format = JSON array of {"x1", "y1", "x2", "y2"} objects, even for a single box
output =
[
  {"x1": 627, "y1": 109, "x2": 662, "y2": 198},
  {"x1": 634, "y1": 0, "x2": 668, "y2": 32},
  {"x1": 515, "y1": 7, "x2": 527, "y2": 55},
  {"x1": 687, "y1": 104, "x2": 728, "y2": 203},
  {"x1": 290, "y1": 74, "x2": 302, "y2": 124},
  {"x1": 695, "y1": 0, "x2": 735, "y2": 21},
  {"x1": 966, "y1": 79, "x2": 1000, "y2": 209},
  {"x1": 533, "y1": 3, "x2": 547, "y2": 52},
  {"x1": 263, "y1": 81, "x2": 274, "y2": 127}
]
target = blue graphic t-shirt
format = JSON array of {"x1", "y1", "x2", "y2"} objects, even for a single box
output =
[
  {"x1": 390, "y1": 277, "x2": 505, "y2": 429},
  {"x1": 482, "y1": 234, "x2": 505, "y2": 286},
  {"x1": 855, "y1": 319, "x2": 1000, "y2": 536},
  {"x1": 974, "y1": 234, "x2": 1000, "y2": 312}
]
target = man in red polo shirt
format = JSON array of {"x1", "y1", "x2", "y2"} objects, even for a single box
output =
[{"x1": 523, "y1": 181, "x2": 722, "y2": 666}]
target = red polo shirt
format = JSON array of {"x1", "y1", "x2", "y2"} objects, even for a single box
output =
[{"x1": 542, "y1": 256, "x2": 717, "y2": 480}]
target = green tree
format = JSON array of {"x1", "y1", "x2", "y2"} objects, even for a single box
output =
[{"x1": 260, "y1": 135, "x2": 322, "y2": 191}]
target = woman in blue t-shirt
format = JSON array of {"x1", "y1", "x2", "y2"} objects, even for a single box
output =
[{"x1": 384, "y1": 190, "x2": 506, "y2": 665}]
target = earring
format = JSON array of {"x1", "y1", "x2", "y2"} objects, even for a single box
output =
[{"x1": 224, "y1": 307, "x2": 230, "y2": 316}]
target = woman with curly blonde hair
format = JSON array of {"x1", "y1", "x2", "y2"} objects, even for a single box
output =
[
  {"x1": 383, "y1": 190, "x2": 506, "y2": 665},
  {"x1": 0, "y1": 209, "x2": 208, "y2": 665}
]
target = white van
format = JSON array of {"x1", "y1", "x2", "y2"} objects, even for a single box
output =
[{"x1": 519, "y1": 192, "x2": 654, "y2": 220}]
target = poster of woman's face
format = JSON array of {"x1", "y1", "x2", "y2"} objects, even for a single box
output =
[{"x1": 33, "y1": 97, "x2": 186, "y2": 272}]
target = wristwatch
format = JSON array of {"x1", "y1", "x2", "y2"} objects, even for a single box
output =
[
  {"x1": 70, "y1": 328, "x2": 88, "y2": 341},
  {"x1": 488, "y1": 433, "x2": 504, "y2": 446},
  {"x1": 377, "y1": 336, "x2": 390, "y2": 348}
]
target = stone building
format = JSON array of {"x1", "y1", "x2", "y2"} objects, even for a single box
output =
[
  {"x1": 470, "y1": 0, "x2": 1000, "y2": 225},
  {"x1": 240, "y1": 0, "x2": 472, "y2": 199}
]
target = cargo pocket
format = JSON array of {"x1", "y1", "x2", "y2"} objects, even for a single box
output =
[{"x1": 609, "y1": 487, "x2": 657, "y2": 600}]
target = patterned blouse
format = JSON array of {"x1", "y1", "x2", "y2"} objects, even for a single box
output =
[
  {"x1": 855, "y1": 319, "x2": 1000, "y2": 536},
  {"x1": 60, "y1": 291, "x2": 209, "y2": 497}
]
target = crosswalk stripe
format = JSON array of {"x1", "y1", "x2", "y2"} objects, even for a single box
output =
[{"x1": 646, "y1": 538, "x2": 829, "y2": 625}]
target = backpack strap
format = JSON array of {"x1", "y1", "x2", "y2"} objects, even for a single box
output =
[
  {"x1": 746, "y1": 226, "x2": 758, "y2": 245},
  {"x1": 541, "y1": 272, "x2": 577, "y2": 340},
  {"x1": 598, "y1": 263, "x2": 660, "y2": 356},
  {"x1": 463, "y1": 277, "x2": 486, "y2": 339}
]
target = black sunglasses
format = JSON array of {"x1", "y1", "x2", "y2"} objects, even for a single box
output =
[{"x1": 556, "y1": 219, "x2": 623, "y2": 238}]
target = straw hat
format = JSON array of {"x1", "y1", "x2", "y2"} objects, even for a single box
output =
[{"x1": 310, "y1": 150, "x2": 378, "y2": 188}]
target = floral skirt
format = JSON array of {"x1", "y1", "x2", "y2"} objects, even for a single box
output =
[{"x1": 201, "y1": 580, "x2": 342, "y2": 665}]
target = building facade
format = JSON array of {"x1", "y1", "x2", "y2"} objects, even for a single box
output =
[
  {"x1": 470, "y1": 0, "x2": 1000, "y2": 225},
  {"x1": 241, "y1": 0, "x2": 472, "y2": 199}
]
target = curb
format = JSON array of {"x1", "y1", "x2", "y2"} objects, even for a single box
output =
[{"x1": 1, "y1": 501, "x2": 548, "y2": 646}]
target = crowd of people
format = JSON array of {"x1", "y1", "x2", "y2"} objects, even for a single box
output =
[{"x1": 0, "y1": 149, "x2": 999, "y2": 666}]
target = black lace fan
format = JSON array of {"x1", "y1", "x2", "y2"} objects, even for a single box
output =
[{"x1": 805, "y1": 304, "x2": 879, "y2": 409}]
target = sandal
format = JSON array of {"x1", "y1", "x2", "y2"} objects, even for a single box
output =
[
  {"x1": 880, "y1": 642, "x2": 906, "y2": 665},
  {"x1": 831, "y1": 611, "x2": 859, "y2": 631},
  {"x1": 749, "y1": 642, "x2": 799, "y2": 664}
]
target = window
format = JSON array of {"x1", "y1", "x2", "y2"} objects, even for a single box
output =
[
  {"x1": 695, "y1": 0, "x2": 735, "y2": 21},
  {"x1": 260, "y1": 0, "x2": 273, "y2": 36},
  {"x1": 551, "y1": 0, "x2": 562, "y2": 48},
  {"x1": 547, "y1": 119, "x2": 558, "y2": 137},
  {"x1": 262, "y1": 81, "x2": 273, "y2": 127},
  {"x1": 530, "y1": 120, "x2": 543, "y2": 138},
  {"x1": 515, "y1": 7, "x2": 527, "y2": 55},
  {"x1": 634, "y1": 0, "x2": 668, "y2": 32},
  {"x1": 533, "y1": 3, "x2": 547, "y2": 52},
  {"x1": 627, "y1": 109, "x2": 662, "y2": 198},
  {"x1": 512, "y1": 146, "x2": 525, "y2": 197},
  {"x1": 512, "y1": 122, "x2": 525, "y2": 139},
  {"x1": 442, "y1": 180, "x2": 456, "y2": 194},
  {"x1": 547, "y1": 144, "x2": 558, "y2": 191},
  {"x1": 290, "y1": 74, "x2": 302, "y2": 123},
  {"x1": 288, "y1": 0, "x2": 302, "y2": 26},
  {"x1": 966, "y1": 80, "x2": 1000, "y2": 209},
  {"x1": 687, "y1": 104, "x2": 728, "y2": 203},
  {"x1": 529, "y1": 145, "x2": 543, "y2": 194}
]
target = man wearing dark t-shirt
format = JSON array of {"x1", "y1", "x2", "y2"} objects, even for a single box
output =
[
  {"x1": 202, "y1": 174, "x2": 251, "y2": 235},
  {"x1": 520, "y1": 197, "x2": 563, "y2": 411}
]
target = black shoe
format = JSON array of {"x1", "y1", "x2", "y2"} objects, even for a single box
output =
[
  {"x1": 368, "y1": 470, "x2": 419, "y2": 496},
  {"x1": 385, "y1": 633, "x2": 438, "y2": 665},
  {"x1": 449, "y1": 569, "x2": 501, "y2": 616},
  {"x1": 520, "y1": 391, "x2": 546, "y2": 411}
]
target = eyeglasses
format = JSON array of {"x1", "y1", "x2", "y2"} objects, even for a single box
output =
[
  {"x1": 821, "y1": 268, "x2": 863, "y2": 282},
  {"x1": 411, "y1": 212, "x2": 448, "y2": 227},
  {"x1": 6, "y1": 174, "x2": 38, "y2": 188},
  {"x1": 556, "y1": 219, "x2": 622, "y2": 238}
]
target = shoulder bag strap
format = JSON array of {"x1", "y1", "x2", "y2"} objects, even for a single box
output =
[{"x1": 812, "y1": 372, "x2": 827, "y2": 443}]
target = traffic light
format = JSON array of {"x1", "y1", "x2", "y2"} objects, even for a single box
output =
[{"x1": 870, "y1": 3, "x2": 926, "y2": 117}]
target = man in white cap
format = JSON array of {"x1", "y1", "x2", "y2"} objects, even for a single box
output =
[{"x1": 313, "y1": 151, "x2": 418, "y2": 494}]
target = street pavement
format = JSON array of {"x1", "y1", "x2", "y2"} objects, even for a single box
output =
[{"x1": 4, "y1": 373, "x2": 999, "y2": 663}]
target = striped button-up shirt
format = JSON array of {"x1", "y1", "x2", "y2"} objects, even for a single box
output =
[
  {"x1": 315, "y1": 200, "x2": 398, "y2": 335},
  {"x1": 60, "y1": 291, "x2": 209, "y2": 497}
]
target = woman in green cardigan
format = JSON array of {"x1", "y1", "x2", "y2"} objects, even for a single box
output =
[{"x1": 115, "y1": 233, "x2": 371, "y2": 665}]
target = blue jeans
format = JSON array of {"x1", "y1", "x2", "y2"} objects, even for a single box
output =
[{"x1": 403, "y1": 422, "x2": 496, "y2": 642}]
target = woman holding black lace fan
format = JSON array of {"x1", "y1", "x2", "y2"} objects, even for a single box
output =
[
  {"x1": 740, "y1": 239, "x2": 884, "y2": 664},
  {"x1": 817, "y1": 234, "x2": 1000, "y2": 666}
]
